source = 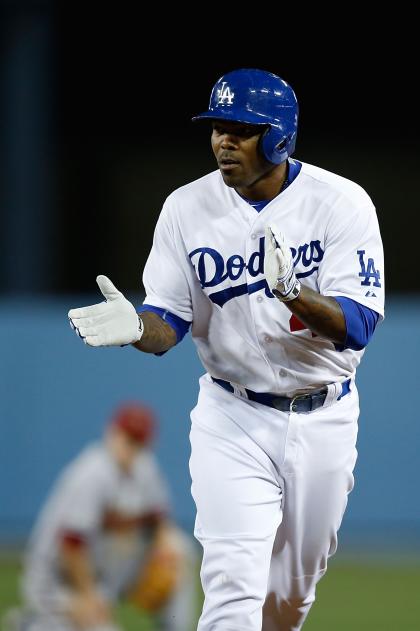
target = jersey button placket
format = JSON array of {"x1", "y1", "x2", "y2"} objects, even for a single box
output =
[{"x1": 246, "y1": 231, "x2": 272, "y2": 367}]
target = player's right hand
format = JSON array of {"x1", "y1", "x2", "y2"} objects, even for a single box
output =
[{"x1": 68, "y1": 275, "x2": 144, "y2": 347}]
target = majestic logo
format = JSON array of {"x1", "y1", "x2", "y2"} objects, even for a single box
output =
[
  {"x1": 357, "y1": 250, "x2": 381, "y2": 287},
  {"x1": 217, "y1": 82, "x2": 234, "y2": 105},
  {"x1": 189, "y1": 238, "x2": 324, "y2": 307}
]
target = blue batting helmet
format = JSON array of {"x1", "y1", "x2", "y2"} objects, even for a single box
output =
[{"x1": 192, "y1": 68, "x2": 298, "y2": 165}]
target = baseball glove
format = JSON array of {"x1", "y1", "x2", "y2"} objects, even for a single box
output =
[{"x1": 128, "y1": 527, "x2": 184, "y2": 613}]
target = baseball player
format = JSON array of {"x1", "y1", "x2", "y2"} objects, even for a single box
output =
[
  {"x1": 67, "y1": 69, "x2": 385, "y2": 630},
  {"x1": 6, "y1": 403, "x2": 198, "y2": 631}
]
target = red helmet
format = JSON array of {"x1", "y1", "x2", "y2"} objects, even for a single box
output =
[{"x1": 111, "y1": 403, "x2": 156, "y2": 445}]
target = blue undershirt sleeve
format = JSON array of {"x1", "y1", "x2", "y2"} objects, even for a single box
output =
[
  {"x1": 137, "y1": 304, "x2": 192, "y2": 356},
  {"x1": 334, "y1": 296, "x2": 380, "y2": 351}
]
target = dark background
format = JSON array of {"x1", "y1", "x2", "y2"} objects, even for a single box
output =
[{"x1": 1, "y1": 5, "x2": 418, "y2": 295}]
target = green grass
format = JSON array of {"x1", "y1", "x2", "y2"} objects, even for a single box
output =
[
  {"x1": 1, "y1": 557, "x2": 419, "y2": 630},
  {"x1": 304, "y1": 562, "x2": 420, "y2": 631}
]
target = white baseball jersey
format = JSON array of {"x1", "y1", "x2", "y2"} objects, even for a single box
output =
[
  {"x1": 143, "y1": 161, "x2": 384, "y2": 396},
  {"x1": 24, "y1": 443, "x2": 169, "y2": 585}
]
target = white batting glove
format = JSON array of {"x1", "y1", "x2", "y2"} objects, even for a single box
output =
[
  {"x1": 68, "y1": 275, "x2": 144, "y2": 347},
  {"x1": 264, "y1": 224, "x2": 301, "y2": 301}
]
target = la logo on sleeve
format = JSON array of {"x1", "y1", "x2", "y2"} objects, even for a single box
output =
[{"x1": 357, "y1": 250, "x2": 381, "y2": 288}]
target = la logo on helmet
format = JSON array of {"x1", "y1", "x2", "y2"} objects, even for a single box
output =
[{"x1": 217, "y1": 82, "x2": 234, "y2": 105}]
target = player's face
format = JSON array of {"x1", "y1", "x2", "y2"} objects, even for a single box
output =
[
  {"x1": 211, "y1": 120, "x2": 280, "y2": 197},
  {"x1": 106, "y1": 427, "x2": 141, "y2": 473}
]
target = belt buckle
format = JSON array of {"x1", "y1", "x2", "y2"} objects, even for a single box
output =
[
  {"x1": 289, "y1": 394, "x2": 301, "y2": 413},
  {"x1": 289, "y1": 392, "x2": 313, "y2": 413}
]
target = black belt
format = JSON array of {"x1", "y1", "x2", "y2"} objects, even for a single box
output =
[{"x1": 211, "y1": 377, "x2": 351, "y2": 413}]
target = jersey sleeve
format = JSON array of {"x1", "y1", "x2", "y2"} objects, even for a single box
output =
[
  {"x1": 142, "y1": 197, "x2": 193, "y2": 323},
  {"x1": 317, "y1": 201, "x2": 385, "y2": 318},
  {"x1": 334, "y1": 297, "x2": 380, "y2": 350}
]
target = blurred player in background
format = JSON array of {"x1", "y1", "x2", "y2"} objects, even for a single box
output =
[{"x1": 3, "y1": 403, "x2": 198, "y2": 631}]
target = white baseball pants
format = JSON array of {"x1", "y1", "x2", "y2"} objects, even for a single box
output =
[{"x1": 190, "y1": 374, "x2": 359, "y2": 631}]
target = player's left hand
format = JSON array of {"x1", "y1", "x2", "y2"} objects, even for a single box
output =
[
  {"x1": 264, "y1": 224, "x2": 301, "y2": 301},
  {"x1": 129, "y1": 525, "x2": 184, "y2": 613},
  {"x1": 68, "y1": 275, "x2": 144, "y2": 347}
]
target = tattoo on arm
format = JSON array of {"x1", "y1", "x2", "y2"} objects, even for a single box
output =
[
  {"x1": 284, "y1": 285, "x2": 346, "y2": 344},
  {"x1": 132, "y1": 311, "x2": 177, "y2": 354}
]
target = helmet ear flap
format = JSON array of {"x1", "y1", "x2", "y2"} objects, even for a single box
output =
[
  {"x1": 275, "y1": 138, "x2": 288, "y2": 152},
  {"x1": 260, "y1": 126, "x2": 288, "y2": 165},
  {"x1": 258, "y1": 126, "x2": 274, "y2": 163},
  {"x1": 260, "y1": 126, "x2": 297, "y2": 165}
]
